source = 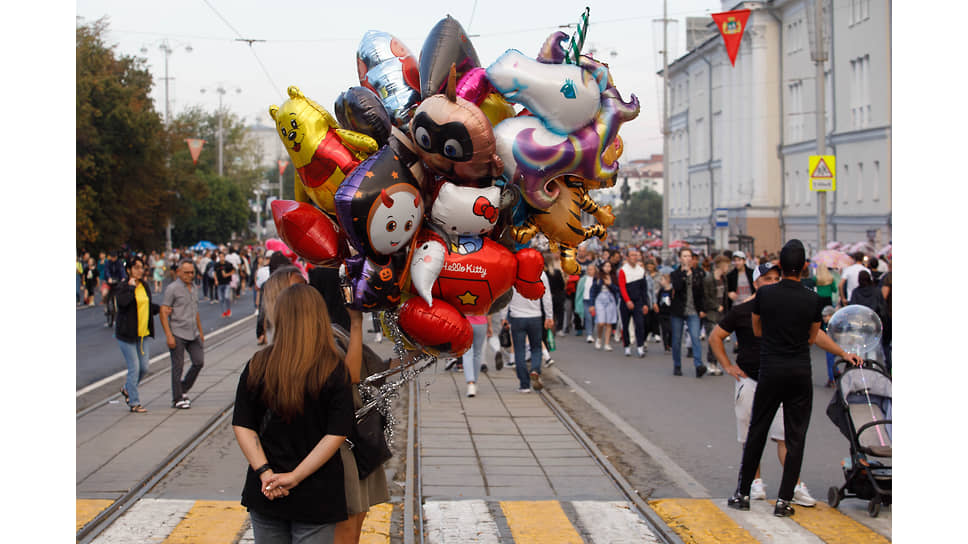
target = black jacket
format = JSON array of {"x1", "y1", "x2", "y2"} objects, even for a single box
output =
[
  {"x1": 849, "y1": 285, "x2": 886, "y2": 321},
  {"x1": 115, "y1": 280, "x2": 159, "y2": 343},
  {"x1": 670, "y1": 266, "x2": 705, "y2": 318},
  {"x1": 725, "y1": 266, "x2": 755, "y2": 309}
]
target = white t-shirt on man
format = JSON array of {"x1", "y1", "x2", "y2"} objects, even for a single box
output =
[{"x1": 841, "y1": 262, "x2": 867, "y2": 300}]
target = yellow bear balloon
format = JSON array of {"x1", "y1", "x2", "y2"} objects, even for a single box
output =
[{"x1": 269, "y1": 86, "x2": 379, "y2": 214}]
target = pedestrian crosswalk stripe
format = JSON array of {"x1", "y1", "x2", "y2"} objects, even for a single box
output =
[
  {"x1": 787, "y1": 503, "x2": 891, "y2": 543},
  {"x1": 649, "y1": 498, "x2": 758, "y2": 543},
  {"x1": 571, "y1": 501, "x2": 662, "y2": 543},
  {"x1": 425, "y1": 500, "x2": 500, "y2": 544},
  {"x1": 91, "y1": 498, "x2": 195, "y2": 544},
  {"x1": 500, "y1": 500, "x2": 584, "y2": 544},
  {"x1": 77, "y1": 499, "x2": 113, "y2": 532},
  {"x1": 161, "y1": 500, "x2": 248, "y2": 544},
  {"x1": 361, "y1": 502, "x2": 393, "y2": 544}
]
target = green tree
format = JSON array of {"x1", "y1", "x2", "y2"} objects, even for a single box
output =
[
  {"x1": 614, "y1": 188, "x2": 663, "y2": 229},
  {"x1": 77, "y1": 17, "x2": 174, "y2": 252},
  {"x1": 166, "y1": 106, "x2": 266, "y2": 245}
]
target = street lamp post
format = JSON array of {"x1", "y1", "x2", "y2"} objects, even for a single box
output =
[
  {"x1": 141, "y1": 38, "x2": 191, "y2": 253},
  {"x1": 200, "y1": 85, "x2": 242, "y2": 177}
]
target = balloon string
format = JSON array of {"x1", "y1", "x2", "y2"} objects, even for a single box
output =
[{"x1": 857, "y1": 366, "x2": 887, "y2": 447}]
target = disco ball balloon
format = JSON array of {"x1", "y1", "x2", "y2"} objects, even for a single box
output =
[{"x1": 828, "y1": 305, "x2": 882, "y2": 355}]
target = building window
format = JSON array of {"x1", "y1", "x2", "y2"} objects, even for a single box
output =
[
  {"x1": 856, "y1": 162, "x2": 864, "y2": 202},
  {"x1": 850, "y1": 55, "x2": 871, "y2": 129},
  {"x1": 787, "y1": 81, "x2": 803, "y2": 142},
  {"x1": 694, "y1": 117, "x2": 704, "y2": 161},
  {"x1": 842, "y1": 164, "x2": 849, "y2": 205},
  {"x1": 713, "y1": 111, "x2": 722, "y2": 160},
  {"x1": 873, "y1": 160, "x2": 880, "y2": 201}
]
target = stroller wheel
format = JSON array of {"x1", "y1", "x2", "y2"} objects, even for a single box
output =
[
  {"x1": 868, "y1": 497, "x2": 881, "y2": 518},
  {"x1": 827, "y1": 486, "x2": 841, "y2": 508}
]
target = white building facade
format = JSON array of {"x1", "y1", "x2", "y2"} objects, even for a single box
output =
[{"x1": 664, "y1": 0, "x2": 890, "y2": 255}]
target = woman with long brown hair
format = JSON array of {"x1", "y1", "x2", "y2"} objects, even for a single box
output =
[{"x1": 232, "y1": 283, "x2": 360, "y2": 542}]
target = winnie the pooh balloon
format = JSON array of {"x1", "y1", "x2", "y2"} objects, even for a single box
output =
[{"x1": 269, "y1": 86, "x2": 379, "y2": 214}]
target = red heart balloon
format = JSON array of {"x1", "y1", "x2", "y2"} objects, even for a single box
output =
[
  {"x1": 512, "y1": 247, "x2": 546, "y2": 299},
  {"x1": 397, "y1": 296, "x2": 473, "y2": 358},
  {"x1": 270, "y1": 200, "x2": 346, "y2": 267}
]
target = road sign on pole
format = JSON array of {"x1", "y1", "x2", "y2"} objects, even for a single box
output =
[
  {"x1": 809, "y1": 155, "x2": 836, "y2": 191},
  {"x1": 715, "y1": 208, "x2": 728, "y2": 227}
]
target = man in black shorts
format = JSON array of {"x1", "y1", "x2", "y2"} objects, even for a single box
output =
[{"x1": 727, "y1": 240, "x2": 862, "y2": 517}]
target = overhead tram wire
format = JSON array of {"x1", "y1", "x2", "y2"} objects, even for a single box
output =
[{"x1": 199, "y1": 0, "x2": 283, "y2": 100}]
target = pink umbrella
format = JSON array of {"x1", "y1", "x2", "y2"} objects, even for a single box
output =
[{"x1": 811, "y1": 249, "x2": 852, "y2": 269}]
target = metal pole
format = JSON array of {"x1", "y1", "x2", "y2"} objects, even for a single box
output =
[
  {"x1": 814, "y1": 0, "x2": 827, "y2": 248},
  {"x1": 217, "y1": 87, "x2": 224, "y2": 177},
  {"x1": 661, "y1": 0, "x2": 670, "y2": 254},
  {"x1": 163, "y1": 41, "x2": 172, "y2": 253}
]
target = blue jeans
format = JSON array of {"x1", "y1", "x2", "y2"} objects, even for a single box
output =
[
  {"x1": 248, "y1": 510, "x2": 335, "y2": 544},
  {"x1": 118, "y1": 336, "x2": 151, "y2": 406},
  {"x1": 462, "y1": 322, "x2": 487, "y2": 384},
  {"x1": 218, "y1": 284, "x2": 232, "y2": 314},
  {"x1": 670, "y1": 314, "x2": 703, "y2": 370},
  {"x1": 826, "y1": 351, "x2": 837, "y2": 382},
  {"x1": 510, "y1": 316, "x2": 543, "y2": 390},
  {"x1": 582, "y1": 298, "x2": 595, "y2": 336}
]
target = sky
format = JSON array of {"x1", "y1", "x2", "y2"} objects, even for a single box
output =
[{"x1": 76, "y1": 0, "x2": 726, "y2": 162}]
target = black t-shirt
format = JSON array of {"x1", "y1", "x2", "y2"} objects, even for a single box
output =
[
  {"x1": 232, "y1": 360, "x2": 354, "y2": 524},
  {"x1": 716, "y1": 299, "x2": 761, "y2": 380},
  {"x1": 752, "y1": 279, "x2": 822, "y2": 372},
  {"x1": 215, "y1": 261, "x2": 235, "y2": 284}
]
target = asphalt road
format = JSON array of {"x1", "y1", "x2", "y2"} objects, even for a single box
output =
[{"x1": 75, "y1": 281, "x2": 259, "y2": 389}]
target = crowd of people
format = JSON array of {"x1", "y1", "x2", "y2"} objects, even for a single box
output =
[{"x1": 501, "y1": 240, "x2": 893, "y2": 380}]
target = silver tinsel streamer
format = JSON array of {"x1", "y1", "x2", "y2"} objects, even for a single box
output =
[{"x1": 355, "y1": 309, "x2": 437, "y2": 448}]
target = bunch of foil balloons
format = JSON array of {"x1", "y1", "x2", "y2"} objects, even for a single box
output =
[{"x1": 268, "y1": 13, "x2": 639, "y2": 364}]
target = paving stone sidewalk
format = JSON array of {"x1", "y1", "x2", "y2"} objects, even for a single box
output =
[{"x1": 417, "y1": 363, "x2": 623, "y2": 501}]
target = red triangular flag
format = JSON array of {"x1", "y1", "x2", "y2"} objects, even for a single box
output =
[
  {"x1": 711, "y1": 9, "x2": 751, "y2": 67},
  {"x1": 185, "y1": 138, "x2": 206, "y2": 164},
  {"x1": 277, "y1": 159, "x2": 288, "y2": 177}
]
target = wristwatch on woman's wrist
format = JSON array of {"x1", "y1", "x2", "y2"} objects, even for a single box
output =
[{"x1": 254, "y1": 463, "x2": 272, "y2": 476}]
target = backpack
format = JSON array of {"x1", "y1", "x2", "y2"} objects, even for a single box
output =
[{"x1": 205, "y1": 260, "x2": 215, "y2": 279}]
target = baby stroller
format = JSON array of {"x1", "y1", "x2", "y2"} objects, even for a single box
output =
[{"x1": 825, "y1": 359, "x2": 892, "y2": 517}]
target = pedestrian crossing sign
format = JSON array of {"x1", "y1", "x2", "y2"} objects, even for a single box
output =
[{"x1": 809, "y1": 155, "x2": 836, "y2": 191}]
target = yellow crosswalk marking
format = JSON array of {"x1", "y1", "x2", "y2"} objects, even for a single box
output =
[
  {"x1": 162, "y1": 500, "x2": 249, "y2": 544},
  {"x1": 649, "y1": 498, "x2": 758, "y2": 544},
  {"x1": 786, "y1": 502, "x2": 891, "y2": 543},
  {"x1": 361, "y1": 502, "x2": 393, "y2": 544},
  {"x1": 76, "y1": 499, "x2": 114, "y2": 532},
  {"x1": 500, "y1": 500, "x2": 583, "y2": 544}
]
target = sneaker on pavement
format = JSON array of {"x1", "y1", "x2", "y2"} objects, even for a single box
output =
[
  {"x1": 594, "y1": 339, "x2": 602, "y2": 350},
  {"x1": 586, "y1": 335, "x2": 595, "y2": 343},
  {"x1": 773, "y1": 499, "x2": 795, "y2": 517},
  {"x1": 653, "y1": 335, "x2": 661, "y2": 344},
  {"x1": 518, "y1": 387, "x2": 532, "y2": 393},
  {"x1": 495, "y1": 352, "x2": 504, "y2": 370},
  {"x1": 226, "y1": 310, "x2": 232, "y2": 318},
  {"x1": 530, "y1": 371, "x2": 543, "y2": 391},
  {"x1": 466, "y1": 383, "x2": 477, "y2": 397},
  {"x1": 604, "y1": 344, "x2": 613, "y2": 351},
  {"x1": 625, "y1": 346, "x2": 632, "y2": 357},
  {"x1": 637, "y1": 346, "x2": 646, "y2": 358},
  {"x1": 544, "y1": 358, "x2": 554, "y2": 367},
  {"x1": 793, "y1": 482, "x2": 817, "y2": 507},
  {"x1": 727, "y1": 491, "x2": 750, "y2": 511},
  {"x1": 173, "y1": 399, "x2": 191, "y2": 409},
  {"x1": 481, "y1": 364, "x2": 488, "y2": 373},
  {"x1": 695, "y1": 365, "x2": 707, "y2": 378},
  {"x1": 751, "y1": 478, "x2": 767, "y2": 500}
]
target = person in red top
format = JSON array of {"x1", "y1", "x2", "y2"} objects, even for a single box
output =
[{"x1": 617, "y1": 248, "x2": 651, "y2": 358}]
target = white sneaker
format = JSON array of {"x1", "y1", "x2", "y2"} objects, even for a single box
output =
[
  {"x1": 750, "y1": 478, "x2": 767, "y2": 500},
  {"x1": 793, "y1": 482, "x2": 817, "y2": 507},
  {"x1": 594, "y1": 339, "x2": 602, "y2": 350},
  {"x1": 653, "y1": 335, "x2": 662, "y2": 344},
  {"x1": 466, "y1": 383, "x2": 477, "y2": 397},
  {"x1": 375, "y1": 332, "x2": 383, "y2": 343},
  {"x1": 604, "y1": 344, "x2": 613, "y2": 352},
  {"x1": 637, "y1": 346, "x2": 646, "y2": 357},
  {"x1": 586, "y1": 335, "x2": 595, "y2": 343},
  {"x1": 624, "y1": 346, "x2": 632, "y2": 357},
  {"x1": 518, "y1": 387, "x2": 532, "y2": 393}
]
